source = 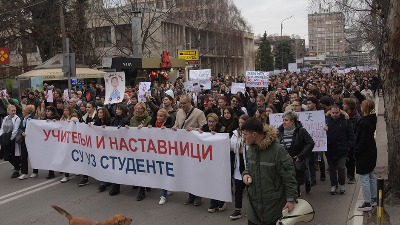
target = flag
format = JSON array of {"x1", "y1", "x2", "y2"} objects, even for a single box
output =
[{"x1": 0, "y1": 48, "x2": 10, "y2": 65}]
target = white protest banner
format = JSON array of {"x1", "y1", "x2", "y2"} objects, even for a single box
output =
[
  {"x1": 104, "y1": 72, "x2": 125, "y2": 105},
  {"x1": 337, "y1": 69, "x2": 345, "y2": 74},
  {"x1": 189, "y1": 69, "x2": 211, "y2": 80},
  {"x1": 345, "y1": 68, "x2": 351, "y2": 74},
  {"x1": 269, "y1": 110, "x2": 327, "y2": 151},
  {"x1": 231, "y1": 83, "x2": 246, "y2": 94},
  {"x1": 245, "y1": 71, "x2": 269, "y2": 87},
  {"x1": 351, "y1": 67, "x2": 357, "y2": 71},
  {"x1": 322, "y1": 67, "x2": 331, "y2": 74},
  {"x1": 47, "y1": 90, "x2": 53, "y2": 103},
  {"x1": 274, "y1": 70, "x2": 282, "y2": 74},
  {"x1": 26, "y1": 120, "x2": 231, "y2": 202},
  {"x1": 138, "y1": 82, "x2": 152, "y2": 102},
  {"x1": 288, "y1": 63, "x2": 298, "y2": 72}
]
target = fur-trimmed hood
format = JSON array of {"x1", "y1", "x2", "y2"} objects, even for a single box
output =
[
  {"x1": 326, "y1": 109, "x2": 349, "y2": 119},
  {"x1": 259, "y1": 125, "x2": 278, "y2": 150}
]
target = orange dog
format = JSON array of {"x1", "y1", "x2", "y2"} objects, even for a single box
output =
[{"x1": 51, "y1": 205, "x2": 132, "y2": 225}]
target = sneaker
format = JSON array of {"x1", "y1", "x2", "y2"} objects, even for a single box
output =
[
  {"x1": 98, "y1": 185, "x2": 107, "y2": 192},
  {"x1": 208, "y1": 206, "x2": 218, "y2": 213},
  {"x1": 11, "y1": 171, "x2": 20, "y2": 179},
  {"x1": 78, "y1": 178, "x2": 89, "y2": 187},
  {"x1": 348, "y1": 177, "x2": 355, "y2": 184},
  {"x1": 46, "y1": 172, "x2": 55, "y2": 179},
  {"x1": 194, "y1": 197, "x2": 202, "y2": 206},
  {"x1": 339, "y1": 186, "x2": 346, "y2": 195},
  {"x1": 184, "y1": 197, "x2": 194, "y2": 205},
  {"x1": 136, "y1": 192, "x2": 145, "y2": 201},
  {"x1": 167, "y1": 191, "x2": 173, "y2": 196},
  {"x1": 60, "y1": 176, "x2": 69, "y2": 183},
  {"x1": 30, "y1": 173, "x2": 38, "y2": 178},
  {"x1": 218, "y1": 203, "x2": 227, "y2": 212},
  {"x1": 159, "y1": 196, "x2": 166, "y2": 205},
  {"x1": 357, "y1": 202, "x2": 372, "y2": 212},
  {"x1": 109, "y1": 185, "x2": 120, "y2": 196},
  {"x1": 330, "y1": 186, "x2": 337, "y2": 195},
  {"x1": 230, "y1": 210, "x2": 242, "y2": 220},
  {"x1": 18, "y1": 174, "x2": 29, "y2": 180}
]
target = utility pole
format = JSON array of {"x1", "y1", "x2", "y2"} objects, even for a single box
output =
[
  {"x1": 280, "y1": 15, "x2": 293, "y2": 69},
  {"x1": 60, "y1": 0, "x2": 73, "y2": 94},
  {"x1": 132, "y1": 0, "x2": 142, "y2": 58}
]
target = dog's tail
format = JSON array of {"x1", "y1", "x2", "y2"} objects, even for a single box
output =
[{"x1": 51, "y1": 205, "x2": 72, "y2": 221}]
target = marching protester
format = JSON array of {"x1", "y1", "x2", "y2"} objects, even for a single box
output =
[
  {"x1": 43, "y1": 106, "x2": 60, "y2": 179},
  {"x1": 354, "y1": 99, "x2": 378, "y2": 211},
  {"x1": 277, "y1": 111, "x2": 315, "y2": 196},
  {"x1": 0, "y1": 105, "x2": 22, "y2": 178},
  {"x1": 229, "y1": 114, "x2": 250, "y2": 220},
  {"x1": 18, "y1": 105, "x2": 37, "y2": 180},
  {"x1": 242, "y1": 118, "x2": 298, "y2": 225}
]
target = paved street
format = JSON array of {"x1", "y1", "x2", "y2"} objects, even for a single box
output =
[{"x1": 0, "y1": 157, "x2": 357, "y2": 225}]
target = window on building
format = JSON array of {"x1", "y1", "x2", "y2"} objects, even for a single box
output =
[
  {"x1": 165, "y1": 0, "x2": 172, "y2": 8},
  {"x1": 95, "y1": 26, "x2": 112, "y2": 47},
  {"x1": 115, "y1": 25, "x2": 132, "y2": 48},
  {"x1": 156, "y1": 0, "x2": 163, "y2": 9}
]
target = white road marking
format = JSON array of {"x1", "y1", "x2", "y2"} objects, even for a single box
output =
[
  {"x1": 0, "y1": 178, "x2": 60, "y2": 201},
  {"x1": 0, "y1": 181, "x2": 60, "y2": 206}
]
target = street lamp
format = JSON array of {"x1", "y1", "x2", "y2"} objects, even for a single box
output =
[{"x1": 280, "y1": 15, "x2": 293, "y2": 69}]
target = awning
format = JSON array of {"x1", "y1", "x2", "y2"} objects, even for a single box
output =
[{"x1": 17, "y1": 68, "x2": 106, "y2": 80}]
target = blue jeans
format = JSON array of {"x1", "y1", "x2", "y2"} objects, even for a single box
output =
[
  {"x1": 161, "y1": 189, "x2": 167, "y2": 198},
  {"x1": 360, "y1": 171, "x2": 377, "y2": 203}
]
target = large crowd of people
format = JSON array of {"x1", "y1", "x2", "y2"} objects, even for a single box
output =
[{"x1": 0, "y1": 68, "x2": 380, "y2": 222}]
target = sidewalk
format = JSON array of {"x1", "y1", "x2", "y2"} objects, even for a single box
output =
[{"x1": 349, "y1": 97, "x2": 400, "y2": 225}]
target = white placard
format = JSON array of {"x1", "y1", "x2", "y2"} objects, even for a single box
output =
[
  {"x1": 269, "y1": 110, "x2": 327, "y2": 151},
  {"x1": 26, "y1": 120, "x2": 232, "y2": 202},
  {"x1": 274, "y1": 70, "x2": 282, "y2": 74},
  {"x1": 189, "y1": 69, "x2": 211, "y2": 80},
  {"x1": 184, "y1": 81, "x2": 193, "y2": 93},
  {"x1": 345, "y1": 68, "x2": 351, "y2": 74},
  {"x1": 138, "y1": 82, "x2": 152, "y2": 102},
  {"x1": 288, "y1": 63, "x2": 298, "y2": 72},
  {"x1": 231, "y1": 83, "x2": 246, "y2": 94},
  {"x1": 245, "y1": 71, "x2": 269, "y2": 87},
  {"x1": 47, "y1": 90, "x2": 53, "y2": 103},
  {"x1": 104, "y1": 72, "x2": 125, "y2": 104},
  {"x1": 63, "y1": 89, "x2": 69, "y2": 101},
  {"x1": 196, "y1": 79, "x2": 211, "y2": 90},
  {"x1": 322, "y1": 67, "x2": 331, "y2": 74}
]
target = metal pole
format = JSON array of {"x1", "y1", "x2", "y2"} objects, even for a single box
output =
[
  {"x1": 377, "y1": 178, "x2": 384, "y2": 225},
  {"x1": 280, "y1": 15, "x2": 293, "y2": 69},
  {"x1": 132, "y1": 0, "x2": 142, "y2": 58},
  {"x1": 59, "y1": 0, "x2": 71, "y2": 94}
]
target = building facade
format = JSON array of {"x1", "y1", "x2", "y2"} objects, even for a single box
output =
[{"x1": 308, "y1": 9, "x2": 347, "y2": 65}]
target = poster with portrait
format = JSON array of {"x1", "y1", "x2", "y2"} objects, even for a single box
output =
[
  {"x1": 30, "y1": 77, "x2": 43, "y2": 91},
  {"x1": 104, "y1": 72, "x2": 125, "y2": 105},
  {"x1": 138, "y1": 82, "x2": 152, "y2": 102}
]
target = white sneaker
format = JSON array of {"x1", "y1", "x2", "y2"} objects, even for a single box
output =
[
  {"x1": 30, "y1": 173, "x2": 38, "y2": 178},
  {"x1": 167, "y1": 191, "x2": 173, "y2": 196},
  {"x1": 18, "y1": 174, "x2": 29, "y2": 180},
  {"x1": 159, "y1": 196, "x2": 166, "y2": 205},
  {"x1": 60, "y1": 176, "x2": 69, "y2": 183}
]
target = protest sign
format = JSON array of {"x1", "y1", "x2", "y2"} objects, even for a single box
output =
[
  {"x1": 30, "y1": 77, "x2": 43, "y2": 91},
  {"x1": 138, "y1": 82, "x2": 152, "y2": 102},
  {"x1": 26, "y1": 120, "x2": 232, "y2": 202},
  {"x1": 63, "y1": 89, "x2": 69, "y2": 101},
  {"x1": 274, "y1": 70, "x2": 282, "y2": 74},
  {"x1": 231, "y1": 83, "x2": 246, "y2": 94},
  {"x1": 345, "y1": 68, "x2": 351, "y2": 74},
  {"x1": 288, "y1": 63, "x2": 298, "y2": 72},
  {"x1": 269, "y1": 110, "x2": 327, "y2": 151},
  {"x1": 245, "y1": 71, "x2": 269, "y2": 87},
  {"x1": 197, "y1": 79, "x2": 211, "y2": 90},
  {"x1": 104, "y1": 72, "x2": 125, "y2": 105},
  {"x1": 189, "y1": 69, "x2": 211, "y2": 80},
  {"x1": 47, "y1": 90, "x2": 53, "y2": 103},
  {"x1": 183, "y1": 81, "x2": 193, "y2": 93},
  {"x1": 322, "y1": 67, "x2": 331, "y2": 74}
]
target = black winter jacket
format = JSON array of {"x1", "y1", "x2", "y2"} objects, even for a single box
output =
[
  {"x1": 354, "y1": 114, "x2": 377, "y2": 175},
  {"x1": 277, "y1": 121, "x2": 315, "y2": 161},
  {"x1": 325, "y1": 114, "x2": 355, "y2": 160}
]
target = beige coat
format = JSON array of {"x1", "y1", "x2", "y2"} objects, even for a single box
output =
[{"x1": 174, "y1": 107, "x2": 206, "y2": 129}]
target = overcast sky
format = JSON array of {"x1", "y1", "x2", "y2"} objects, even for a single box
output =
[{"x1": 232, "y1": 0, "x2": 311, "y2": 42}]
